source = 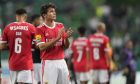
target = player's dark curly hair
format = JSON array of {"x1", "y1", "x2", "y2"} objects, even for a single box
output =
[
  {"x1": 16, "y1": 8, "x2": 27, "y2": 15},
  {"x1": 30, "y1": 14, "x2": 40, "y2": 22},
  {"x1": 40, "y1": 3, "x2": 55, "y2": 18},
  {"x1": 78, "y1": 26, "x2": 86, "y2": 35}
]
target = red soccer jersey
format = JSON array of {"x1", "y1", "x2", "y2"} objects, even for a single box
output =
[
  {"x1": 2, "y1": 22, "x2": 35, "y2": 70},
  {"x1": 88, "y1": 33, "x2": 109, "y2": 69},
  {"x1": 71, "y1": 37, "x2": 89, "y2": 72},
  {"x1": 36, "y1": 22, "x2": 66, "y2": 60}
]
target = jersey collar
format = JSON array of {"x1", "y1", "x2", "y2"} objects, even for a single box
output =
[{"x1": 43, "y1": 22, "x2": 56, "y2": 29}]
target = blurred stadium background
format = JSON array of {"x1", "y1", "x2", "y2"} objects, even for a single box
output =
[{"x1": 1, "y1": 0, "x2": 140, "y2": 84}]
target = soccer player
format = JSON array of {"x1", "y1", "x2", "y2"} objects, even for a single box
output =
[
  {"x1": 88, "y1": 22, "x2": 111, "y2": 84},
  {"x1": 71, "y1": 26, "x2": 90, "y2": 84},
  {"x1": 0, "y1": 9, "x2": 36, "y2": 84},
  {"x1": 30, "y1": 14, "x2": 42, "y2": 84},
  {"x1": 35, "y1": 3, "x2": 73, "y2": 84}
]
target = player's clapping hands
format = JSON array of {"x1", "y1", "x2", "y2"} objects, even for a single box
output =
[
  {"x1": 57, "y1": 28, "x2": 65, "y2": 40},
  {"x1": 65, "y1": 27, "x2": 73, "y2": 38}
]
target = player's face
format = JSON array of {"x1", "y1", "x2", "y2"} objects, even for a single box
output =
[
  {"x1": 127, "y1": 41, "x2": 133, "y2": 49},
  {"x1": 34, "y1": 17, "x2": 43, "y2": 27},
  {"x1": 46, "y1": 7, "x2": 56, "y2": 20}
]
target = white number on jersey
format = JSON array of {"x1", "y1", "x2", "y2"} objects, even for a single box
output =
[
  {"x1": 93, "y1": 48, "x2": 100, "y2": 60},
  {"x1": 77, "y1": 50, "x2": 83, "y2": 62},
  {"x1": 15, "y1": 38, "x2": 22, "y2": 53}
]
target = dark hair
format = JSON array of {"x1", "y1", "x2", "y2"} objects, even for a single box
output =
[
  {"x1": 16, "y1": 8, "x2": 27, "y2": 15},
  {"x1": 77, "y1": 26, "x2": 86, "y2": 35},
  {"x1": 30, "y1": 14, "x2": 40, "y2": 22},
  {"x1": 40, "y1": 3, "x2": 55, "y2": 17}
]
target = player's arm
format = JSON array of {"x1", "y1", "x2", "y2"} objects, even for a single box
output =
[
  {"x1": 105, "y1": 43, "x2": 112, "y2": 69},
  {"x1": 86, "y1": 49, "x2": 90, "y2": 69},
  {"x1": 38, "y1": 28, "x2": 64, "y2": 51},
  {"x1": 86, "y1": 40, "x2": 91, "y2": 70},
  {"x1": 105, "y1": 43, "x2": 111, "y2": 57},
  {"x1": 0, "y1": 42, "x2": 8, "y2": 50},
  {"x1": 62, "y1": 38, "x2": 69, "y2": 49},
  {"x1": 62, "y1": 28, "x2": 73, "y2": 49},
  {"x1": 0, "y1": 27, "x2": 9, "y2": 50}
]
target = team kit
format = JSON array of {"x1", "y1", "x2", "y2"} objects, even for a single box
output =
[{"x1": 0, "y1": 3, "x2": 112, "y2": 84}]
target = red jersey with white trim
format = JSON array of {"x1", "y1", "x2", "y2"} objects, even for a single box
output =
[
  {"x1": 36, "y1": 22, "x2": 66, "y2": 60},
  {"x1": 71, "y1": 37, "x2": 89, "y2": 72},
  {"x1": 2, "y1": 22, "x2": 36, "y2": 70},
  {"x1": 88, "y1": 33, "x2": 109, "y2": 69}
]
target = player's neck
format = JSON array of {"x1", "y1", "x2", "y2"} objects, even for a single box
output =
[
  {"x1": 95, "y1": 32, "x2": 103, "y2": 35},
  {"x1": 16, "y1": 19, "x2": 26, "y2": 23},
  {"x1": 45, "y1": 19, "x2": 55, "y2": 27},
  {"x1": 80, "y1": 35, "x2": 84, "y2": 37}
]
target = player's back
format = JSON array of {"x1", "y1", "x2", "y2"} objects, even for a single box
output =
[
  {"x1": 88, "y1": 33, "x2": 109, "y2": 69},
  {"x1": 71, "y1": 37, "x2": 89, "y2": 72},
  {"x1": 2, "y1": 22, "x2": 35, "y2": 70}
]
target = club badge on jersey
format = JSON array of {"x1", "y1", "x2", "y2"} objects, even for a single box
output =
[{"x1": 35, "y1": 34, "x2": 41, "y2": 43}]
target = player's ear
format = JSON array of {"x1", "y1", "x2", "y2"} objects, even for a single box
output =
[
  {"x1": 42, "y1": 14, "x2": 46, "y2": 19},
  {"x1": 15, "y1": 15, "x2": 18, "y2": 20},
  {"x1": 23, "y1": 14, "x2": 27, "y2": 20}
]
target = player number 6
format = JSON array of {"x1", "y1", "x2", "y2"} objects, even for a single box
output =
[{"x1": 15, "y1": 38, "x2": 22, "y2": 53}]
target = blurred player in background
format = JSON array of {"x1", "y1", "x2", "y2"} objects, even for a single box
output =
[
  {"x1": 0, "y1": 9, "x2": 35, "y2": 84},
  {"x1": 70, "y1": 26, "x2": 90, "y2": 84},
  {"x1": 88, "y1": 22, "x2": 111, "y2": 84},
  {"x1": 30, "y1": 14, "x2": 42, "y2": 84},
  {"x1": 120, "y1": 40, "x2": 136, "y2": 84},
  {"x1": 36, "y1": 3, "x2": 73, "y2": 84}
]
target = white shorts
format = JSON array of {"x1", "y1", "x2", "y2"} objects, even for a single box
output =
[
  {"x1": 75, "y1": 71, "x2": 90, "y2": 81},
  {"x1": 41, "y1": 59, "x2": 71, "y2": 84},
  {"x1": 33, "y1": 63, "x2": 41, "y2": 82},
  {"x1": 10, "y1": 70, "x2": 33, "y2": 84},
  {"x1": 90, "y1": 69, "x2": 109, "y2": 83}
]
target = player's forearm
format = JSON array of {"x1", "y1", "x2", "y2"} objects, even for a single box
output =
[
  {"x1": 38, "y1": 37, "x2": 60, "y2": 51},
  {"x1": 106, "y1": 52, "x2": 112, "y2": 68},
  {"x1": 62, "y1": 28, "x2": 72, "y2": 49},
  {"x1": 86, "y1": 51, "x2": 90, "y2": 62},
  {"x1": 63, "y1": 38, "x2": 69, "y2": 49},
  {"x1": 0, "y1": 43, "x2": 8, "y2": 50}
]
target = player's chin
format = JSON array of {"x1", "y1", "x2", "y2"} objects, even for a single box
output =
[
  {"x1": 53, "y1": 17, "x2": 56, "y2": 20},
  {"x1": 53, "y1": 16, "x2": 56, "y2": 20}
]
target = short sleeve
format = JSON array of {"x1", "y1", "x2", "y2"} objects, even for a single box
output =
[{"x1": 29, "y1": 24, "x2": 36, "y2": 38}]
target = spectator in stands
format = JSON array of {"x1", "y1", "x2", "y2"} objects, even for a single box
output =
[{"x1": 120, "y1": 40, "x2": 136, "y2": 84}]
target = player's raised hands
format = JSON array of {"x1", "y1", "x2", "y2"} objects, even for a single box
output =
[
  {"x1": 65, "y1": 27, "x2": 73, "y2": 38},
  {"x1": 57, "y1": 28, "x2": 64, "y2": 40}
]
